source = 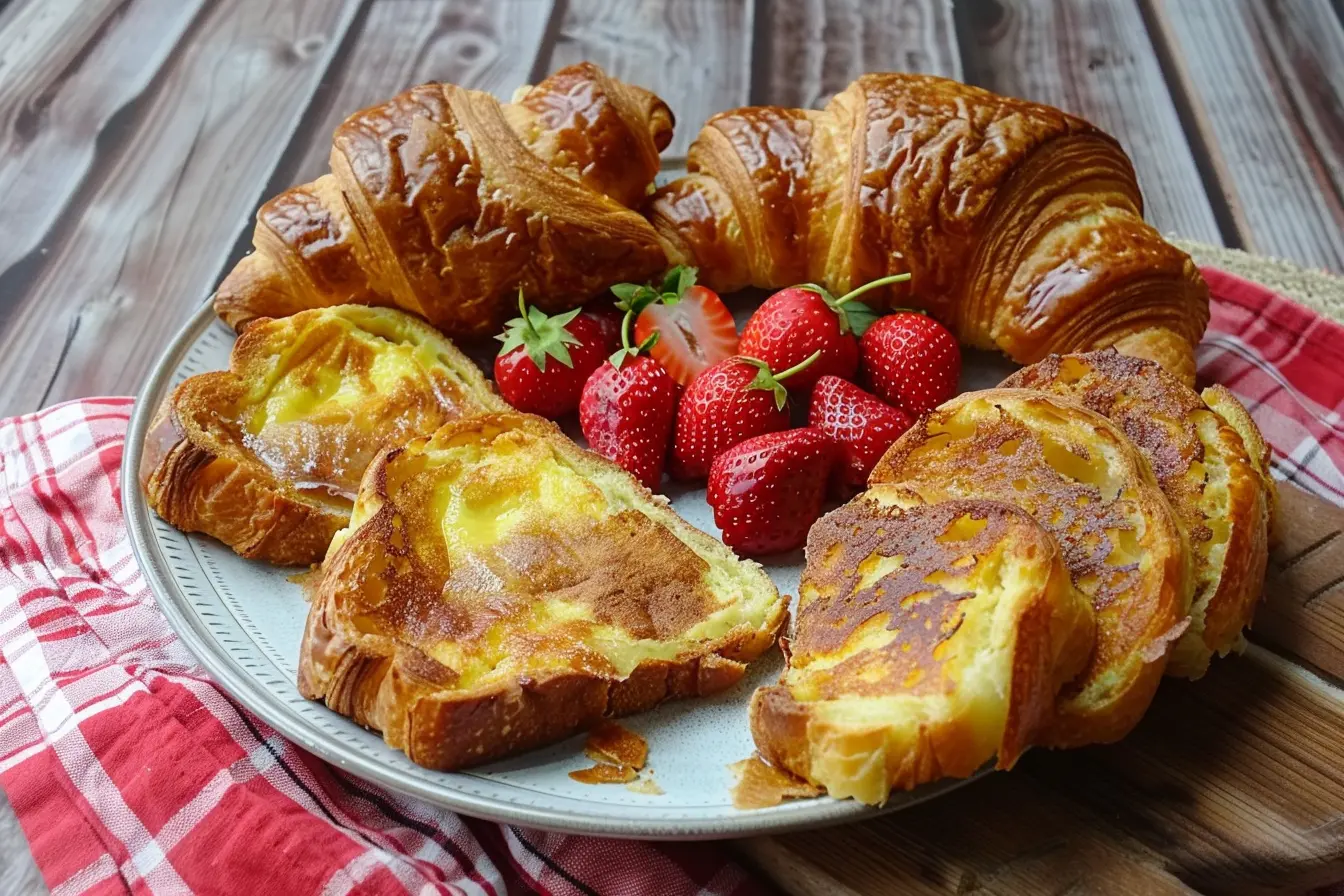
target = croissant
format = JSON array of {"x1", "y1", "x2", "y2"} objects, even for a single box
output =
[
  {"x1": 646, "y1": 74, "x2": 1209, "y2": 383},
  {"x1": 215, "y1": 63, "x2": 673, "y2": 337}
]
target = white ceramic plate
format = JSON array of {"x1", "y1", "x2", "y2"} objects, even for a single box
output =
[{"x1": 123, "y1": 296, "x2": 1015, "y2": 839}]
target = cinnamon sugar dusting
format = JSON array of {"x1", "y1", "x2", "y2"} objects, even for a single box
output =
[{"x1": 729, "y1": 757, "x2": 821, "y2": 809}]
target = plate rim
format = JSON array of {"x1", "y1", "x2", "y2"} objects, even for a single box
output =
[{"x1": 121, "y1": 297, "x2": 983, "y2": 839}]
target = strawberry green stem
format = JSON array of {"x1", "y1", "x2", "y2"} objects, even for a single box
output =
[
  {"x1": 835, "y1": 273, "x2": 912, "y2": 306},
  {"x1": 620, "y1": 309, "x2": 635, "y2": 353},
  {"x1": 517, "y1": 289, "x2": 539, "y2": 337},
  {"x1": 773, "y1": 349, "x2": 822, "y2": 383}
]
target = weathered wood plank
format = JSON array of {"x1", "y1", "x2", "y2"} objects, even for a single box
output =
[
  {"x1": 742, "y1": 773, "x2": 1195, "y2": 895},
  {"x1": 752, "y1": 0, "x2": 961, "y2": 108},
  {"x1": 281, "y1": 0, "x2": 555, "y2": 188},
  {"x1": 0, "y1": 0, "x2": 204, "y2": 285},
  {"x1": 542, "y1": 0, "x2": 754, "y2": 158},
  {"x1": 1026, "y1": 647, "x2": 1344, "y2": 894},
  {"x1": 1248, "y1": 483, "x2": 1344, "y2": 683},
  {"x1": 1145, "y1": 0, "x2": 1344, "y2": 270},
  {"x1": 747, "y1": 646, "x2": 1344, "y2": 895},
  {"x1": 956, "y1": 0, "x2": 1224, "y2": 244},
  {"x1": 0, "y1": 0, "x2": 367, "y2": 415}
]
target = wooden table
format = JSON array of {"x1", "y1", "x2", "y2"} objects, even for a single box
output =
[{"x1": 1, "y1": 1, "x2": 1341, "y2": 893}]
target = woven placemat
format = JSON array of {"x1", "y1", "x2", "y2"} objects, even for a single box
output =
[{"x1": 1177, "y1": 239, "x2": 1344, "y2": 324}]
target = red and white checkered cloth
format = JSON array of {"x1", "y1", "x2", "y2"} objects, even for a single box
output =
[{"x1": 0, "y1": 269, "x2": 1340, "y2": 895}]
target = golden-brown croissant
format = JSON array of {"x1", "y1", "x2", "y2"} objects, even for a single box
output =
[
  {"x1": 215, "y1": 63, "x2": 673, "y2": 338},
  {"x1": 646, "y1": 74, "x2": 1209, "y2": 383}
]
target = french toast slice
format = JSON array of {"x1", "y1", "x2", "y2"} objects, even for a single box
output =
[
  {"x1": 1002, "y1": 350, "x2": 1273, "y2": 677},
  {"x1": 751, "y1": 495, "x2": 1095, "y2": 804},
  {"x1": 299, "y1": 412, "x2": 786, "y2": 770},
  {"x1": 869, "y1": 389, "x2": 1191, "y2": 748},
  {"x1": 141, "y1": 305, "x2": 505, "y2": 566}
]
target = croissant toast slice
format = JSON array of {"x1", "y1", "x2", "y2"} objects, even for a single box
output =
[
  {"x1": 216, "y1": 63, "x2": 673, "y2": 338},
  {"x1": 141, "y1": 305, "x2": 505, "y2": 566},
  {"x1": 1002, "y1": 350, "x2": 1273, "y2": 677},
  {"x1": 299, "y1": 412, "x2": 786, "y2": 770},
  {"x1": 869, "y1": 389, "x2": 1191, "y2": 748},
  {"x1": 751, "y1": 495, "x2": 1095, "y2": 805},
  {"x1": 646, "y1": 73, "x2": 1209, "y2": 383}
]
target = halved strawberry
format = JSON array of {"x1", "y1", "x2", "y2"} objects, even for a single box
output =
[{"x1": 614, "y1": 266, "x2": 738, "y2": 386}]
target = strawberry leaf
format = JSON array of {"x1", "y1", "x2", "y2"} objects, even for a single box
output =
[
  {"x1": 742, "y1": 358, "x2": 790, "y2": 411},
  {"x1": 610, "y1": 282, "x2": 644, "y2": 303},
  {"x1": 494, "y1": 290, "x2": 582, "y2": 372},
  {"x1": 843, "y1": 301, "x2": 881, "y2": 337}
]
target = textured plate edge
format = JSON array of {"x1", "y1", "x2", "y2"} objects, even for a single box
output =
[{"x1": 120, "y1": 297, "x2": 985, "y2": 839}]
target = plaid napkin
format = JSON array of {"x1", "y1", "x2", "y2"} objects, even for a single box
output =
[{"x1": 0, "y1": 270, "x2": 1340, "y2": 895}]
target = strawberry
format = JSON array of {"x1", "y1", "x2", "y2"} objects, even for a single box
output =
[
  {"x1": 738, "y1": 274, "x2": 910, "y2": 390},
  {"x1": 859, "y1": 311, "x2": 961, "y2": 417},
  {"x1": 615, "y1": 266, "x2": 739, "y2": 386},
  {"x1": 579, "y1": 311, "x2": 680, "y2": 490},
  {"x1": 494, "y1": 290, "x2": 609, "y2": 418},
  {"x1": 671, "y1": 351, "x2": 819, "y2": 481},
  {"x1": 707, "y1": 427, "x2": 835, "y2": 556},
  {"x1": 582, "y1": 305, "x2": 626, "y2": 353},
  {"x1": 809, "y1": 376, "x2": 914, "y2": 490}
]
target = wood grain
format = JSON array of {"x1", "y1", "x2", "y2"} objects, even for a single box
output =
[
  {"x1": 542, "y1": 0, "x2": 755, "y2": 158},
  {"x1": 752, "y1": 0, "x2": 961, "y2": 108},
  {"x1": 742, "y1": 773, "x2": 1195, "y2": 895},
  {"x1": 956, "y1": 0, "x2": 1224, "y2": 244},
  {"x1": 279, "y1": 0, "x2": 556, "y2": 187},
  {"x1": 744, "y1": 645, "x2": 1344, "y2": 895},
  {"x1": 1145, "y1": 0, "x2": 1344, "y2": 270},
  {"x1": 0, "y1": 0, "x2": 204, "y2": 286},
  {"x1": 0, "y1": 0, "x2": 366, "y2": 416},
  {"x1": 1248, "y1": 483, "x2": 1344, "y2": 682}
]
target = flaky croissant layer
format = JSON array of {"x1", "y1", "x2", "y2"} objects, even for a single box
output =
[
  {"x1": 215, "y1": 63, "x2": 674, "y2": 338},
  {"x1": 646, "y1": 73, "x2": 1209, "y2": 383}
]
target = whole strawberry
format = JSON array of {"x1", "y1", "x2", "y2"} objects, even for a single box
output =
[
  {"x1": 579, "y1": 313, "x2": 680, "y2": 490},
  {"x1": 738, "y1": 274, "x2": 910, "y2": 390},
  {"x1": 707, "y1": 427, "x2": 835, "y2": 556},
  {"x1": 494, "y1": 290, "x2": 608, "y2": 418},
  {"x1": 671, "y1": 351, "x2": 819, "y2": 481},
  {"x1": 809, "y1": 376, "x2": 914, "y2": 490},
  {"x1": 582, "y1": 306, "x2": 626, "y2": 353},
  {"x1": 859, "y1": 312, "x2": 961, "y2": 417}
]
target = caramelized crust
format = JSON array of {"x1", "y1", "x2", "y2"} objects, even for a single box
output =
[
  {"x1": 869, "y1": 389, "x2": 1191, "y2": 748},
  {"x1": 1003, "y1": 350, "x2": 1272, "y2": 677},
  {"x1": 299, "y1": 412, "x2": 785, "y2": 770},
  {"x1": 215, "y1": 63, "x2": 673, "y2": 337},
  {"x1": 751, "y1": 497, "x2": 1094, "y2": 804},
  {"x1": 647, "y1": 73, "x2": 1209, "y2": 382},
  {"x1": 141, "y1": 306, "x2": 505, "y2": 565}
]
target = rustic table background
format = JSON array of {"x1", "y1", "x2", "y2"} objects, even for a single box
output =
[{"x1": 1, "y1": 0, "x2": 1342, "y2": 893}]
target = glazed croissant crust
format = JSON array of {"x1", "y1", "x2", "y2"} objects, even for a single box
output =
[
  {"x1": 646, "y1": 74, "x2": 1209, "y2": 382},
  {"x1": 215, "y1": 63, "x2": 673, "y2": 338}
]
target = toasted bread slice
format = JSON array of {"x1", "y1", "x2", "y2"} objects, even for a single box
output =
[
  {"x1": 869, "y1": 389, "x2": 1190, "y2": 747},
  {"x1": 299, "y1": 412, "x2": 786, "y2": 770},
  {"x1": 1002, "y1": 350, "x2": 1272, "y2": 677},
  {"x1": 751, "y1": 495, "x2": 1095, "y2": 804},
  {"x1": 141, "y1": 306, "x2": 505, "y2": 566}
]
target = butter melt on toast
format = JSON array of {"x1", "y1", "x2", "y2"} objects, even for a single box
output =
[
  {"x1": 299, "y1": 412, "x2": 786, "y2": 770},
  {"x1": 141, "y1": 306, "x2": 505, "y2": 565},
  {"x1": 1002, "y1": 350, "x2": 1273, "y2": 677},
  {"x1": 751, "y1": 495, "x2": 1094, "y2": 804},
  {"x1": 869, "y1": 389, "x2": 1191, "y2": 748}
]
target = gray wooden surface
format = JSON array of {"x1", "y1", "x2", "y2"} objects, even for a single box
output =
[{"x1": 1, "y1": 1, "x2": 1342, "y2": 892}]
